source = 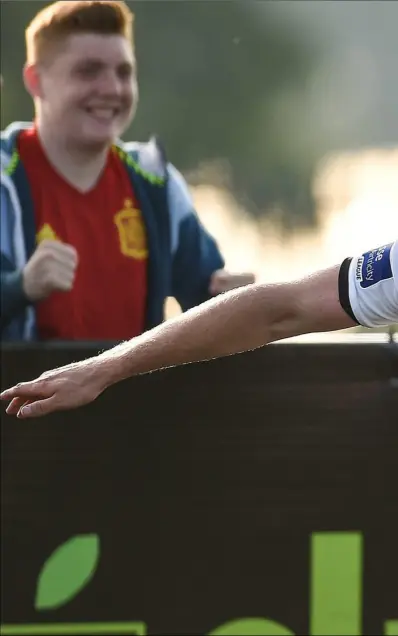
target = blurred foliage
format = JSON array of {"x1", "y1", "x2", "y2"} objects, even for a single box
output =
[{"x1": 1, "y1": 1, "x2": 322, "y2": 225}]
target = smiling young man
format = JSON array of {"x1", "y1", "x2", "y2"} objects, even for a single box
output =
[{"x1": 0, "y1": 1, "x2": 254, "y2": 342}]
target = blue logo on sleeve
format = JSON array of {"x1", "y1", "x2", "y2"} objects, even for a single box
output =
[{"x1": 356, "y1": 243, "x2": 393, "y2": 289}]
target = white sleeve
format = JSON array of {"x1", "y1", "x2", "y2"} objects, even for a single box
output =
[{"x1": 338, "y1": 240, "x2": 398, "y2": 327}]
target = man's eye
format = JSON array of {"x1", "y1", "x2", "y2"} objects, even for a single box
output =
[
  {"x1": 77, "y1": 66, "x2": 100, "y2": 78},
  {"x1": 118, "y1": 65, "x2": 134, "y2": 80},
  {"x1": 119, "y1": 69, "x2": 131, "y2": 79}
]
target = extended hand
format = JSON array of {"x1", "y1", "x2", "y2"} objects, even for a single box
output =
[{"x1": 0, "y1": 360, "x2": 105, "y2": 419}]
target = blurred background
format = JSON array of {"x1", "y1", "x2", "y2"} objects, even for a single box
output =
[{"x1": 1, "y1": 0, "x2": 397, "y2": 336}]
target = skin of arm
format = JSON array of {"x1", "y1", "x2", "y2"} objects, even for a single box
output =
[
  {"x1": 98, "y1": 264, "x2": 355, "y2": 386},
  {"x1": 0, "y1": 262, "x2": 356, "y2": 419}
]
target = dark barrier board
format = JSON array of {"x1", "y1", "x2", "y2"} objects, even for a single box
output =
[{"x1": 1, "y1": 343, "x2": 398, "y2": 636}]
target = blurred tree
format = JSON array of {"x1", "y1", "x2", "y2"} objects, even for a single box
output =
[{"x1": 1, "y1": 1, "x2": 320, "y2": 225}]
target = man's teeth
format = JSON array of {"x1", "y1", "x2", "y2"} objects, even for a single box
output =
[{"x1": 89, "y1": 108, "x2": 116, "y2": 119}]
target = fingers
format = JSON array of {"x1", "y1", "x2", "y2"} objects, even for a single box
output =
[
  {"x1": 1, "y1": 380, "x2": 52, "y2": 403},
  {"x1": 1, "y1": 363, "x2": 99, "y2": 419},
  {"x1": 48, "y1": 256, "x2": 77, "y2": 276},
  {"x1": 24, "y1": 241, "x2": 79, "y2": 300},
  {"x1": 41, "y1": 242, "x2": 78, "y2": 271},
  {"x1": 43, "y1": 245, "x2": 78, "y2": 292},
  {"x1": 1, "y1": 381, "x2": 58, "y2": 418},
  {"x1": 223, "y1": 273, "x2": 255, "y2": 289},
  {"x1": 5, "y1": 397, "x2": 30, "y2": 415},
  {"x1": 17, "y1": 396, "x2": 58, "y2": 419},
  {"x1": 45, "y1": 263, "x2": 76, "y2": 292},
  {"x1": 39, "y1": 240, "x2": 78, "y2": 262}
]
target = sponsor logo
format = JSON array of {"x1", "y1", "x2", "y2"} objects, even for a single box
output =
[
  {"x1": 356, "y1": 257, "x2": 364, "y2": 282},
  {"x1": 1, "y1": 533, "x2": 396, "y2": 636},
  {"x1": 359, "y1": 243, "x2": 393, "y2": 289}
]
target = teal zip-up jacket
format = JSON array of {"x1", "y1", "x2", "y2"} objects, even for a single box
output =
[{"x1": 0, "y1": 123, "x2": 224, "y2": 341}]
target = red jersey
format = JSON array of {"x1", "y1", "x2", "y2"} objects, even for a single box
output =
[{"x1": 17, "y1": 128, "x2": 148, "y2": 341}]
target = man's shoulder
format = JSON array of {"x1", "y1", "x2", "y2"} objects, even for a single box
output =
[
  {"x1": 1, "y1": 121, "x2": 32, "y2": 173},
  {"x1": 120, "y1": 139, "x2": 197, "y2": 230},
  {"x1": 120, "y1": 139, "x2": 192, "y2": 205},
  {"x1": 119, "y1": 136, "x2": 168, "y2": 184},
  {"x1": 1, "y1": 121, "x2": 32, "y2": 147}
]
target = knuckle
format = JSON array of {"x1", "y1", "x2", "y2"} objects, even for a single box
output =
[
  {"x1": 38, "y1": 240, "x2": 56, "y2": 254},
  {"x1": 44, "y1": 272, "x2": 55, "y2": 287},
  {"x1": 67, "y1": 244, "x2": 78, "y2": 257},
  {"x1": 55, "y1": 243, "x2": 68, "y2": 256},
  {"x1": 67, "y1": 250, "x2": 79, "y2": 267},
  {"x1": 60, "y1": 242, "x2": 75, "y2": 255},
  {"x1": 37, "y1": 240, "x2": 50, "y2": 250},
  {"x1": 43, "y1": 251, "x2": 56, "y2": 267},
  {"x1": 60, "y1": 279, "x2": 73, "y2": 291}
]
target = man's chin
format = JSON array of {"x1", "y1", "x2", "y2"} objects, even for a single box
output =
[
  {"x1": 84, "y1": 122, "x2": 129, "y2": 145},
  {"x1": 76, "y1": 130, "x2": 118, "y2": 152},
  {"x1": 70, "y1": 119, "x2": 130, "y2": 152}
]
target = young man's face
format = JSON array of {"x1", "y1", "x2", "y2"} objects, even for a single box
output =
[{"x1": 33, "y1": 33, "x2": 137, "y2": 149}]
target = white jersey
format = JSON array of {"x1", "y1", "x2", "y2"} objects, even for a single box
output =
[{"x1": 338, "y1": 241, "x2": 398, "y2": 327}]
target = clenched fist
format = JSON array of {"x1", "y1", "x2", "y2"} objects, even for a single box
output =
[{"x1": 23, "y1": 240, "x2": 78, "y2": 302}]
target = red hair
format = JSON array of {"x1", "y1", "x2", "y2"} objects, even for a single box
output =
[{"x1": 25, "y1": 1, "x2": 134, "y2": 64}]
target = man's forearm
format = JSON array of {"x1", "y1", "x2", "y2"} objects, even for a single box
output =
[{"x1": 97, "y1": 281, "x2": 302, "y2": 387}]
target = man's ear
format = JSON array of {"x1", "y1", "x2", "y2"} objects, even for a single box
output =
[{"x1": 23, "y1": 63, "x2": 43, "y2": 99}]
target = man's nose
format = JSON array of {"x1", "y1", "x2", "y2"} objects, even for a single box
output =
[{"x1": 97, "y1": 71, "x2": 123, "y2": 97}]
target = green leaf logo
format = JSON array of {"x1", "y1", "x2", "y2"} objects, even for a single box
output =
[
  {"x1": 208, "y1": 618, "x2": 295, "y2": 636},
  {"x1": 35, "y1": 534, "x2": 100, "y2": 611}
]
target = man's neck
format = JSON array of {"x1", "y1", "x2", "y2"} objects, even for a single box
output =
[{"x1": 36, "y1": 121, "x2": 110, "y2": 193}]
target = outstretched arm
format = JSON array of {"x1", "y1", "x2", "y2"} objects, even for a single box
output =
[
  {"x1": 102, "y1": 264, "x2": 354, "y2": 382},
  {"x1": 0, "y1": 263, "x2": 355, "y2": 418}
]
